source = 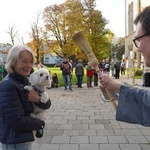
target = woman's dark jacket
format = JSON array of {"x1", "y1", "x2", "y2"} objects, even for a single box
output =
[{"x1": 0, "y1": 73, "x2": 51, "y2": 144}]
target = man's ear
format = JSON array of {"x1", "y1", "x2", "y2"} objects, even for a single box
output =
[{"x1": 29, "y1": 71, "x2": 37, "y2": 85}]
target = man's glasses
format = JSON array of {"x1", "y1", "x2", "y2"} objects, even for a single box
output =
[{"x1": 133, "y1": 33, "x2": 150, "y2": 48}]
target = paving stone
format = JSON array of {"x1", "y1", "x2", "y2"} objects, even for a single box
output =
[
  {"x1": 97, "y1": 129, "x2": 115, "y2": 136},
  {"x1": 80, "y1": 144, "x2": 99, "y2": 150},
  {"x1": 119, "y1": 144, "x2": 142, "y2": 150},
  {"x1": 70, "y1": 136, "x2": 88, "y2": 143},
  {"x1": 108, "y1": 136, "x2": 128, "y2": 143},
  {"x1": 59, "y1": 144, "x2": 79, "y2": 150},
  {"x1": 126, "y1": 136, "x2": 148, "y2": 143},
  {"x1": 145, "y1": 136, "x2": 150, "y2": 142},
  {"x1": 100, "y1": 144, "x2": 120, "y2": 150},
  {"x1": 140, "y1": 144, "x2": 150, "y2": 150},
  {"x1": 51, "y1": 136, "x2": 70, "y2": 144},
  {"x1": 90, "y1": 136, "x2": 108, "y2": 143},
  {"x1": 38, "y1": 144, "x2": 59, "y2": 150},
  {"x1": 89, "y1": 124, "x2": 105, "y2": 129},
  {"x1": 79, "y1": 129, "x2": 97, "y2": 136}
]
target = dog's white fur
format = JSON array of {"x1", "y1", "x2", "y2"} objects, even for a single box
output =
[{"x1": 24, "y1": 68, "x2": 51, "y2": 121}]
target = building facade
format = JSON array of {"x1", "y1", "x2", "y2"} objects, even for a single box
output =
[
  {"x1": 125, "y1": 0, "x2": 150, "y2": 68},
  {"x1": 44, "y1": 53, "x2": 62, "y2": 66}
]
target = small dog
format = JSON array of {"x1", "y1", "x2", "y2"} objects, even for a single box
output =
[
  {"x1": 24, "y1": 68, "x2": 51, "y2": 138},
  {"x1": 24, "y1": 68, "x2": 51, "y2": 121}
]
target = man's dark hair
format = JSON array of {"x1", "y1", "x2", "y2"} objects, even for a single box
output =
[{"x1": 134, "y1": 6, "x2": 150, "y2": 33}]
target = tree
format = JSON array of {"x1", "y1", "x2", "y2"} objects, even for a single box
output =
[
  {"x1": 6, "y1": 24, "x2": 19, "y2": 45},
  {"x1": 43, "y1": 4, "x2": 66, "y2": 58},
  {"x1": 61, "y1": 0, "x2": 86, "y2": 59},
  {"x1": 82, "y1": 0, "x2": 114, "y2": 61},
  {"x1": 43, "y1": 1, "x2": 86, "y2": 60},
  {"x1": 5, "y1": 24, "x2": 25, "y2": 45},
  {"x1": 112, "y1": 37, "x2": 125, "y2": 62},
  {"x1": 42, "y1": 0, "x2": 114, "y2": 61},
  {"x1": 29, "y1": 15, "x2": 44, "y2": 63}
]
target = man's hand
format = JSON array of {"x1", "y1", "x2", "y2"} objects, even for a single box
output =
[{"x1": 99, "y1": 74, "x2": 121, "y2": 92}]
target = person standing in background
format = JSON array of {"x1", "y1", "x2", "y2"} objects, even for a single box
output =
[
  {"x1": 86, "y1": 62, "x2": 94, "y2": 88},
  {"x1": 110, "y1": 60, "x2": 115, "y2": 77},
  {"x1": 68, "y1": 59, "x2": 73, "y2": 86},
  {"x1": 69, "y1": 59, "x2": 74, "y2": 73},
  {"x1": 103, "y1": 59, "x2": 110, "y2": 75},
  {"x1": 38, "y1": 61, "x2": 44, "y2": 69},
  {"x1": 120, "y1": 59, "x2": 126, "y2": 75},
  {"x1": 60, "y1": 57, "x2": 72, "y2": 91},
  {"x1": 75, "y1": 59, "x2": 84, "y2": 88},
  {"x1": 114, "y1": 62, "x2": 120, "y2": 79},
  {"x1": 99, "y1": 59, "x2": 105, "y2": 73}
]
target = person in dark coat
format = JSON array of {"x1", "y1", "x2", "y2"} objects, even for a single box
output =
[
  {"x1": 75, "y1": 59, "x2": 84, "y2": 88},
  {"x1": 60, "y1": 57, "x2": 72, "y2": 91},
  {"x1": 0, "y1": 45, "x2": 51, "y2": 150},
  {"x1": 114, "y1": 62, "x2": 120, "y2": 79},
  {"x1": 94, "y1": 69, "x2": 98, "y2": 86},
  {"x1": 99, "y1": 59, "x2": 106, "y2": 73}
]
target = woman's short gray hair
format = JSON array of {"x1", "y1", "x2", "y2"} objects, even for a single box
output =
[{"x1": 5, "y1": 45, "x2": 35, "y2": 73}]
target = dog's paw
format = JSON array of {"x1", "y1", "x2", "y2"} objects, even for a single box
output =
[
  {"x1": 30, "y1": 112, "x2": 46, "y2": 121},
  {"x1": 30, "y1": 113, "x2": 36, "y2": 118},
  {"x1": 38, "y1": 113, "x2": 46, "y2": 121},
  {"x1": 24, "y1": 86, "x2": 33, "y2": 91},
  {"x1": 40, "y1": 92, "x2": 49, "y2": 103}
]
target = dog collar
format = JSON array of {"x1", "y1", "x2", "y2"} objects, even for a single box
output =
[{"x1": 32, "y1": 85, "x2": 45, "y2": 96}]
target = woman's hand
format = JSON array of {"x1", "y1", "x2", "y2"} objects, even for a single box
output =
[{"x1": 27, "y1": 90, "x2": 40, "y2": 103}]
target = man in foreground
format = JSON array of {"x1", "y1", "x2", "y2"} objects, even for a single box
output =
[{"x1": 99, "y1": 6, "x2": 150, "y2": 126}]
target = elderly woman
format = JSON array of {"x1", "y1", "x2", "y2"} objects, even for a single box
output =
[{"x1": 0, "y1": 45, "x2": 51, "y2": 150}]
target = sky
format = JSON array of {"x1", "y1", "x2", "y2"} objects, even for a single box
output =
[{"x1": 0, "y1": 0, "x2": 125, "y2": 44}]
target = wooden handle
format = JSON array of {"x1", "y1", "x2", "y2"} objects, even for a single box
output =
[{"x1": 105, "y1": 88, "x2": 117, "y2": 111}]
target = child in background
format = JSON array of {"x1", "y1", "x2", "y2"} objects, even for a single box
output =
[{"x1": 52, "y1": 73, "x2": 59, "y2": 88}]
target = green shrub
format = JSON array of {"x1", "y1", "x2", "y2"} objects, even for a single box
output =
[
  {"x1": 126, "y1": 68, "x2": 143, "y2": 77},
  {"x1": 126, "y1": 68, "x2": 133, "y2": 75},
  {"x1": 134, "y1": 68, "x2": 143, "y2": 76}
]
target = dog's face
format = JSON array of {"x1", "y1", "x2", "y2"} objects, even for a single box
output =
[{"x1": 29, "y1": 68, "x2": 51, "y2": 87}]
